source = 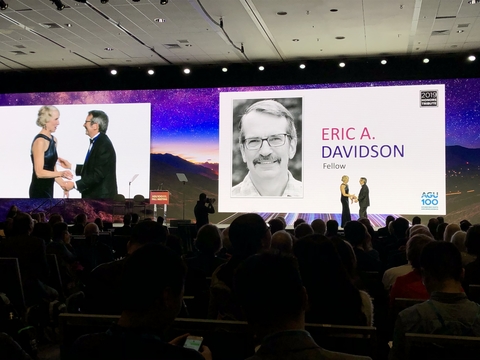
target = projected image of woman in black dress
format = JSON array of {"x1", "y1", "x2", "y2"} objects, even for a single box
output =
[
  {"x1": 29, "y1": 106, "x2": 73, "y2": 198},
  {"x1": 340, "y1": 175, "x2": 356, "y2": 227}
]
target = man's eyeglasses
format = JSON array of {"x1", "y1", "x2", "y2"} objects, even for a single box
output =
[{"x1": 242, "y1": 133, "x2": 291, "y2": 150}]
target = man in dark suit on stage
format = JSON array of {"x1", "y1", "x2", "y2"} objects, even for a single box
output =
[
  {"x1": 358, "y1": 177, "x2": 370, "y2": 219},
  {"x1": 64, "y1": 110, "x2": 117, "y2": 199}
]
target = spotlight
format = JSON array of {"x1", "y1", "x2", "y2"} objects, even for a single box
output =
[
  {"x1": 183, "y1": 68, "x2": 190, "y2": 74},
  {"x1": 258, "y1": 66, "x2": 265, "y2": 71},
  {"x1": 110, "y1": 69, "x2": 117, "y2": 75},
  {"x1": 101, "y1": 0, "x2": 109, "y2": 3},
  {"x1": 339, "y1": 62, "x2": 346, "y2": 67},
  {"x1": 423, "y1": 58, "x2": 429, "y2": 63},
  {"x1": 160, "y1": 0, "x2": 168, "y2": 4},
  {"x1": 381, "y1": 59, "x2": 387, "y2": 65},
  {"x1": 0, "y1": 0, "x2": 8, "y2": 10},
  {"x1": 52, "y1": 0, "x2": 65, "y2": 10},
  {"x1": 147, "y1": 69, "x2": 154, "y2": 75},
  {"x1": 299, "y1": 64, "x2": 306, "y2": 69},
  {"x1": 222, "y1": 67, "x2": 228, "y2": 72},
  {"x1": 468, "y1": 55, "x2": 476, "y2": 62}
]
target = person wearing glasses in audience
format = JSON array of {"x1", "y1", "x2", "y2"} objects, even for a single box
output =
[{"x1": 232, "y1": 99, "x2": 302, "y2": 197}]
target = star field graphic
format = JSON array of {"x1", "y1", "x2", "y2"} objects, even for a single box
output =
[{"x1": 1, "y1": 78, "x2": 480, "y2": 224}]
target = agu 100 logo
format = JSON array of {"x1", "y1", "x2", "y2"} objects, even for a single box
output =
[{"x1": 421, "y1": 192, "x2": 439, "y2": 210}]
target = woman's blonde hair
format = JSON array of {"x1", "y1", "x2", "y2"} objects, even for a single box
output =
[{"x1": 36, "y1": 106, "x2": 59, "y2": 127}]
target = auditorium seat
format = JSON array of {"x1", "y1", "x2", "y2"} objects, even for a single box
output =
[{"x1": 405, "y1": 333, "x2": 480, "y2": 360}]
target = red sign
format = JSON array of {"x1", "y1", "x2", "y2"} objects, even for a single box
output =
[{"x1": 150, "y1": 190, "x2": 170, "y2": 205}]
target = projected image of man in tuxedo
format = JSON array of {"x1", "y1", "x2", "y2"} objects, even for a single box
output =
[
  {"x1": 232, "y1": 99, "x2": 303, "y2": 197},
  {"x1": 63, "y1": 110, "x2": 118, "y2": 199}
]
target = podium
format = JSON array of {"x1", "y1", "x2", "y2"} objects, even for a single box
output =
[{"x1": 150, "y1": 190, "x2": 170, "y2": 221}]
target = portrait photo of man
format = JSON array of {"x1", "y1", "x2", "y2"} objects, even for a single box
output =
[{"x1": 231, "y1": 98, "x2": 303, "y2": 197}]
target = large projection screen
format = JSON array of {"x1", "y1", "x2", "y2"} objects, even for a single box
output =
[
  {"x1": 219, "y1": 85, "x2": 446, "y2": 215},
  {"x1": 0, "y1": 103, "x2": 151, "y2": 199}
]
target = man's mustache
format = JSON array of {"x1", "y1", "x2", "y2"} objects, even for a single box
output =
[{"x1": 253, "y1": 155, "x2": 281, "y2": 165}]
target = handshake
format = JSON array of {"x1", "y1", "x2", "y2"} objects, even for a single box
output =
[{"x1": 350, "y1": 194, "x2": 358, "y2": 204}]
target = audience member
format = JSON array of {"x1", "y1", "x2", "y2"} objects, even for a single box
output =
[
  {"x1": 275, "y1": 216, "x2": 287, "y2": 229},
  {"x1": 463, "y1": 224, "x2": 480, "y2": 291},
  {"x1": 185, "y1": 224, "x2": 225, "y2": 276},
  {"x1": 293, "y1": 223, "x2": 313, "y2": 239},
  {"x1": 344, "y1": 221, "x2": 382, "y2": 273},
  {"x1": 294, "y1": 234, "x2": 372, "y2": 326},
  {"x1": 48, "y1": 213, "x2": 64, "y2": 227},
  {"x1": 390, "y1": 242, "x2": 480, "y2": 360},
  {"x1": 293, "y1": 218, "x2": 306, "y2": 228},
  {"x1": 411, "y1": 216, "x2": 421, "y2": 225},
  {"x1": 209, "y1": 213, "x2": 271, "y2": 320},
  {"x1": 460, "y1": 219, "x2": 472, "y2": 232},
  {"x1": 377, "y1": 215, "x2": 395, "y2": 238},
  {"x1": 408, "y1": 224, "x2": 433, "y2": 239},
  {"x1": 234, "y1": 252, "x2": 371, "y2": 360},
  {"x1": 426, "y1": 217, "x2": 439, "y2": 238},
  {"x1": 443, "y1": 223, "x2": 460, "y2": 242},
  {"x1": 388, "y1": 234, "x2": 434, "y2": 305},
  {"x1": 267, "y1": 218, "x2": 284, "y2": 235},
  {"x1": 113, "y1": 213, "x2": 133, "y2": 236},
  {"x1": 31, "y1": 222, "x2": 51, "y2": 243},
  {"x1": 310, "y1": 218, "x2": 326, "y2": 235},
  {"x1": 72, "y1": 243, "x2": 210, "y2": 360},
  {"x1": 385, "y1": 217, "x2": 410, "y2": 268},
  {"x1": 6, "y1": 205, "x2": 18, "y2": 220},
  {"x1": 74, "y1": 223, "x2": 113, "y2": 275},
  {"x1": 451, "y1": 230, "x2": 476, "y2": 266},
  {"x1": 325, "y1": 219, "x2": 339, "y2": 238},
  {"x1": 130, "y1": 213, "x2": 139, "y2": 227},
  {"x1": 435, "y1": 222, "x2": 448, "y2": 241},
  {"x1": 0, "y1": 212, "x2": 57, "y2": 306},
  {"x1": 270, "y1": 230, "x2": 293, "y2": 254},
  {"x1": 70, "y1": 213, "x2": 87, "y2": 236},
  {"x1": 84, "y1": 220, "x2": 167, "y2": 315},
  {"x1": 94, "y1": 217, "x2": 104, "y2": 232}
]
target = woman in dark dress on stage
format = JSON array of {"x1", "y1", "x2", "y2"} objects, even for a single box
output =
[
  {"x1": 29, "y1": 106, "x2": 73, "y2": 198},
  {"x1": 340, "y1": 175, "x2": 356, "y2": 228}
]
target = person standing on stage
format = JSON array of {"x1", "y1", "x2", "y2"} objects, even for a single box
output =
[
  {"x1": 194, "y1": 193, "x2": 215, "y2": 230},
  {"x1": 63, "y1": 110, "x2": 118, "y2": 199},
  {"x1": 358, "y1": 177, "x2": 370, "y2": 219}
]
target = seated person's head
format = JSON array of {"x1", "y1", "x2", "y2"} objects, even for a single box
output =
[
  {"x1": 75, "y1": 213, "x2": 87, "y2": 226},
  {"x1": 234, "y1": 252, "x2": 306, "y2": 331},
  {"x1": 12, "y1": 212, "x2": 34, "y2": 235},
  {"x1": 460, "y1": 219, "x2": 472, "y2": 232},
  {"x1": 444, "y1": 223, "x2": 461, "y2": 242},
  {"x1": 311, "y1": 219, "x2": 326, "y2": 235},
  {"x1": 391, "y1": 217, "x2": 410, "y2": 239},
  {"x1": 32, "y1": 222, "x2": 52, "y2": 242},
  {"x1": 343, "y1": 221, "x2": 367, "y2": 248},
  {"x1": 271, "y1": 230, "x2": 293, "y2": 254},
  {"x1": 420, "y1": 241, "x2": 463, "y2": 293},
  {"x1": 84, "y1": 223, "x2": 99, "y2": 238},
  {"x1": 409, "y1": 224, "x2": 434, "y2": 239},
  {"x1": 294, "y1": 223, "x2": 313, "y2": 239},
  {"x1": 465, "y1": 224, "x2": 480, "y2": 257},
  {"x1": 94, "y1": 217, "x2": 104, "y2": 231},
  {"x1": 229, "y1": 213, "x2": 271, "y2": 260},
  {"x1": 275, "y1": 216, "x2": 287, "y2": 229},
  {"x1": 121, "y1": 243, "x2": 187, "y2": 326},
  {"x1": 406, "y1": 234, "x2": 434, "y2": 270},
  {"x1": 48, "y1": 213, "x2": 64, "y2": 227},
  {"x1": 268, "y1": 218, "x2": 284, "y2": 235},
  {"x1": 128, "y1": 220, "x2": 167, "y2": 254},
  {"x1": 293, "y1": 218, "x2": 306, "y2": 228},
  {"x1": 156, "y1": 216, "x2": 164, "y2": 226},
  {"x1": 435, "y1": 222, "x2": 448, "y2": 241},
  {"x1": 131, "y1": 213, "x2": 139, "y2": 225},
  {"x1": 52, "y1": 222, "x2": 69, "y2": 242},
  {"x1": 195, "y1": 224, "x2": 221, "y2": 255},
  {"x1": 451, "y1": 231, "x2": 467, "y2": 253},
  {"x1": 123, "y1": 213, "x2": 132, "y2": 226},
  {"x1": 330, "y1": 237, "x2": 357, "y2": 280},
  {"x1": 412, "y1": 216, "x2": 421, "y2": 225},
  {"x1": 325, "y1": 219, "x2": 339, "y2": 236},
  {"x1": 427, "y1": 217, "x2": 439, "y2": 237}
]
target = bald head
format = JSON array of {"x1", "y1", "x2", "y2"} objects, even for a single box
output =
[
  {"x1": 84, "y1": 223, "x2": 100, "y2": 237},
  {"x1": 271, "y1": 230, "x2": 293, "y2": 254}
]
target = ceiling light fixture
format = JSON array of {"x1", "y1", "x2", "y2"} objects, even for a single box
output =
[
  {"x1": 0, "y1": 0, "x2": 8, "y2": 10},
  {"x1": 258, "y1": 66, "x2": 265, "y2": 71},
  {"x1": 52, "y1": 0, "x2": 65, "y2": 10},
  {"x1": 101, "y1": 0, "x2": 109, "y2": 3},
  {"x1": 148, "y1": 69, "x2": 154, "y2": 75},
  {"x1": 423, "y1": 58, "x2": 429, "y2": 63},
  {"x1": 339, "y1": 62, "x2": 346, "y2": 67},
  {"x1": 277, "y1": 11, "x2": 287, "y2": 16},
  {"x1": 468, "y1": 0, "x2": 478, "y2": 4},
  {"x1": 457, "y1": 30, "x2": 464, "y2": 33},
  {"x1": 381, "y1": 59, "x2": 387, "y2": 65},
  {"x1": 468, "y1": 55, "x2": 476, "y2": 61},
  {"x1": 110, "y1": 69, "x2": 117, "y2": 75},
  {"x1": 222, "y1": 67, "x2": 228, "y2": 72},
  {"x1": 160, "y1": 0, "x2": 168, "y2": 4},
  {"x1": 299, "y1": 64, "x2": 306, "y2": 69},
  {"x1": 183, "y1": 68, "x2": 190, "y2": 74},
  {"x1": 292, "y1": 39, "x2": 299, "y2": 42},
  {"x1": 154, "y1": 18, "x2": 166, "y2": 23}
]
